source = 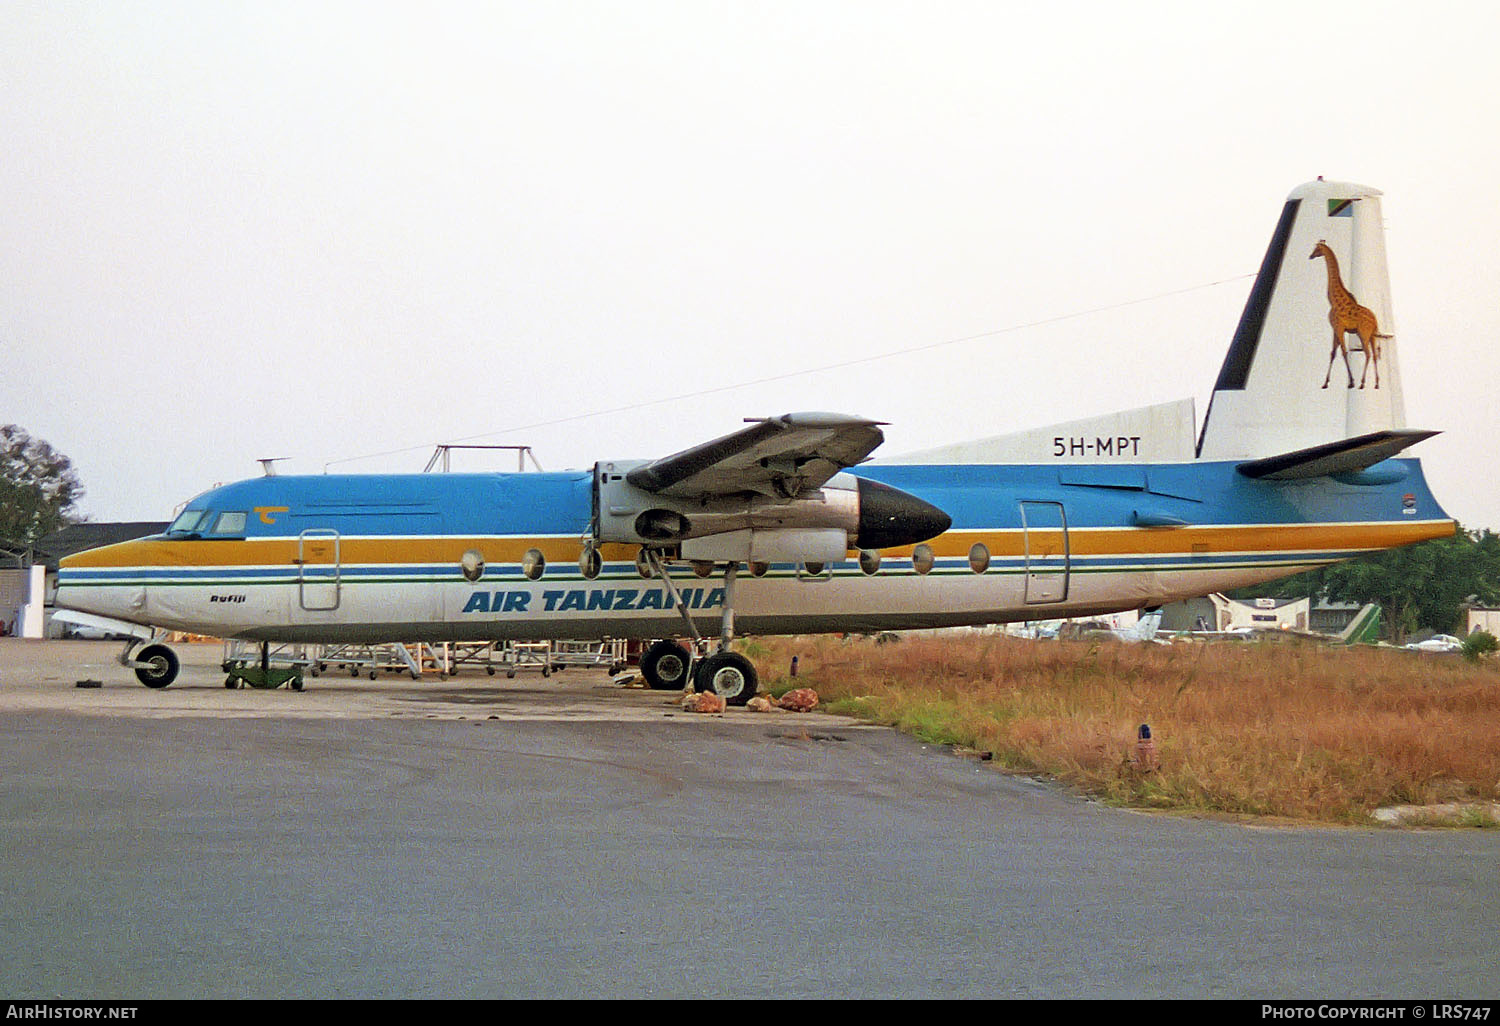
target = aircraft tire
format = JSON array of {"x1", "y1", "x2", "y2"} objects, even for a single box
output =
[
  {"x1": 693, "y1": 651, "x2": 757, "y2": 706},
  {"x1": 641, "y1": 640, "x2": 692, "y2": 690},
  {"x1": 134, "y1": 644, "x2": 179, "y2": 689}
]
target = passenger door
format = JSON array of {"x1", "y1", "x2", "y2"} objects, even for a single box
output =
[
  {"x1": 297, "y1": 529, "x2": 341, "y2": 611},
  {"x1": 1020, "y1": 501, "x2": 1069, "y2": 604}
]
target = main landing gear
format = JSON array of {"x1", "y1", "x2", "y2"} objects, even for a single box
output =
[
  {"x1": 641, "y1": 639, "x2": 692, "y2": 690},
  {"x1": 692, "y1": 649, "x2": 757, "y2": 705},
  {"x1": 640, "y1": 552, "x2": 759, "y2": 705}
]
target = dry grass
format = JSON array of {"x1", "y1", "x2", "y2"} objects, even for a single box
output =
[{"x1": 746, "y1": 634, "x2": 1500, "y2": 825}]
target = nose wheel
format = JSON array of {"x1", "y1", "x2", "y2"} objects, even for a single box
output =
[{"x1": 131, "y1": 643, "x2": 180, "y2": 688}]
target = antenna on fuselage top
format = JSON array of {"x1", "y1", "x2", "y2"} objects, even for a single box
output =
[
  {"x1": 424, "y1": 444, "x2": 544, "y2": 473},
  {"x1": 258, "y1": 458, "x2": 290, "y2": 477}
]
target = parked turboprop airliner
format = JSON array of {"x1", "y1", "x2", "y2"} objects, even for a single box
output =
[{"x1": 55, "y1": 180, "x2": 1454, "y2": 701}]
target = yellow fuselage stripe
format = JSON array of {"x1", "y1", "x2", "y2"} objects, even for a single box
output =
[{"x1": 59, "y1": 520, "x2": 1455, "y2": 570}]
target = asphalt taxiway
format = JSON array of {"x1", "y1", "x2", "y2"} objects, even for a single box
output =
[{"x1": 1, "y1": 640, "x2": 1496, "y2": 998}]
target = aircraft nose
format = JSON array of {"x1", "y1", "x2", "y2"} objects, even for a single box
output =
[
  {"x1": 56, "y1": 544, "x2": 150, "y2": 624},
  {"x1": 55, "y1": 580, "x2": 144, "y2": 623},
  {"x1": 854, "y1": 478, "x2": 952, "y2": 550}
]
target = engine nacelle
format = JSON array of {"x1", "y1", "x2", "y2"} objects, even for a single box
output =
[
  {"x1": 594, "y1": 462, "x2": 949, "y2": 557},
  {"x1": 680, "y1": 528, "x2": 851, "y2": 565}
]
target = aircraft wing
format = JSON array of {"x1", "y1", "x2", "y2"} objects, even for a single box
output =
[{"x1": 625, "y1": 412, "x2": 886, "y2": 499}]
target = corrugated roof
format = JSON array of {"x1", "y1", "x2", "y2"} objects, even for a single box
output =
[{"x1": 32, "y1": 522, "x2": 168, "y2": 568}]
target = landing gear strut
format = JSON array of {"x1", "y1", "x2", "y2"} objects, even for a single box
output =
[{"x1": 119, "y1": 637, "x2": 180, "y2": 688}]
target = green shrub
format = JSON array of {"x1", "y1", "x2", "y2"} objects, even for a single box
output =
[{"x1": 1461, "y1": 630, "x2": 1498, "y2": 662}]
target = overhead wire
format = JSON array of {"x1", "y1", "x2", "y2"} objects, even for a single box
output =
[{"x1": 323, "y1": 272, "x2": 1255, "y2": 471}]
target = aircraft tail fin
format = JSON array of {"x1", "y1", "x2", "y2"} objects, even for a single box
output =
[
  {"x1": 1129, "y1": 607, "x2": 1163, "y2": 642},
  {"x1": 1198, "y1": 180, "x2": 1408, "y2": 461},
  {"x1": 1337, "y1": 603, "x2": 1383, "y2": 645}
]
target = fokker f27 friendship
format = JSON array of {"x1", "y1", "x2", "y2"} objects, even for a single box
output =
[{"x1": 55, "y1": 181, "x2": 1454, "y2": 701}]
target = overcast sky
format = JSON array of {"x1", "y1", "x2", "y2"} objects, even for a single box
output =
[{"x1": 3, "y1": 1, "x2": 1498, "y2": 529}]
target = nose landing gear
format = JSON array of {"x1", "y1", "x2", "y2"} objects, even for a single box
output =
[{"x1": 118, "y1": 638, "x2": 180, "y2": 688}]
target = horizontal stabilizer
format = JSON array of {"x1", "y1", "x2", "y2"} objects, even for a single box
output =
[{"x1": 1235, "y1": 429, "x2": 1438, "y2": 480}]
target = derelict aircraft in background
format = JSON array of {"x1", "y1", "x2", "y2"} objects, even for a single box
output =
[{"x1": 55, "y1": 180, "x2": 1454, "y2": 701}]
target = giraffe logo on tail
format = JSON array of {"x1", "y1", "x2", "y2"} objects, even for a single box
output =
[{"x1": 1310, "y1": 239, "x2": 1390, "y2": 389}]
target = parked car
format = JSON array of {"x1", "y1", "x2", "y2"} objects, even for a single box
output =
[{"x1": 1404, "y1": 634, "x2": 1463, "y2": 653}]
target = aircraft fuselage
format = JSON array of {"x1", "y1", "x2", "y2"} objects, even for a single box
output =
[{"x1": 55, "y1": 458, "x2": 1451, "y2": 644}]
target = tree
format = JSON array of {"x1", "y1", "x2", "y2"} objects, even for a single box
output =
[
  {"x1": 1233, "y1": 525, "x2": 1500, "y2": 643},
  {"x1": 0, "y1": 425, "x2": 84, "y2": 547}
]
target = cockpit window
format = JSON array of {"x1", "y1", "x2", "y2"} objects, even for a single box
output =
[
  {"x1": 167, "y1": 509, "x2": 211, "y2": 536},
  {"x1": 212, "y1": 512, "x2": 247, "y2": 535}
]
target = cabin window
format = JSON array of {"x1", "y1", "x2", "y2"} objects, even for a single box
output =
[
  {"x1": 691, "y1": 561, "x2": 715, "y2": 579},
  {"x1": 212, "y1": 511, "x2": 247, "y2": 535},
  {"x1": 579, "y1": 547, "x2": 601, "y2": 580},
  {"x1": 803, "y1": 561, "x2": 825, "y2": 576},
  {"x1": 858, "y1": 549, "x2": 881, "y2": 575},
  {"x1": 968, "y1": 543, "x2": 990, "y2": 574},
  {"x1": 461, "y1": 549, "x2": 486, "y2": 583},
  {"x1": 522, "y1": 548, "x2": 546, "y2": 581},
  {"x1": 912, "y1": 544, "x2": 935, "y2": 575},
  {"x1": 749, "y1": 561, "x2": 770, "y2": 578}
]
